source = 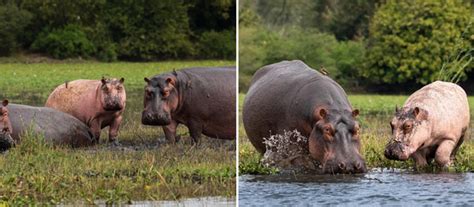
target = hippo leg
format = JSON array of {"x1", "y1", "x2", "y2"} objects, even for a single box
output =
[
  {"x1": 162, "y1": 120, "x2": 178, "y2": 144},
  {"x1": 109, "y1": 115, "x2": 122, "y2": 145},
  {"x1": 187, "y1": 120, "x2": 202, "y2": 144},
  {"x1": 90, "y1": 121, "x2": 102, "y2": 143},
  {"x1": 450, "y1": 130, "x2": 466, "y2": 161},
  {"x1": 435, "y1": 139, "x2": 457, "y2": 167},
  {"x1": 411, "y1": 150, "x2": 429, "y2": 169}
]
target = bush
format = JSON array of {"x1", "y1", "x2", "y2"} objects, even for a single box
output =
[
  {"x1": 31, "y1": 25, "x2": 96, "y2": 59},
  {"x1": 363, "y1": 0, "x2": 472, "y2": 85},
  {"x1": 197, "y1": 30, "x2": 236, "y2": 59},
  {"x1": 0, "y1": 4, "x2": 32, "y2": 56},
  {"x1": 239, "y1": 26, "x2": 365, "y2": 92}
]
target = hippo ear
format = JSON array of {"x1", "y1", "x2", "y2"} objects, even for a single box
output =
[
  {"x1": 413, "y1": 107, "x2": 428, "y2": 120},
  {"x1": 144, "y1": 77, "x2": 150, "y2": 83},
  {"x1": 166, "y1": 77, "x2": 176, "y2": 86},
  {"x1": 119, "y1": 77, "x2": 125, "y2": 84},
  {"x1": 172, "y1": 69, "x2": 178, "y2": 76},
  {"x1": 314, "y1": 108, "x2": 328, "y2": 121},
  {"x1": 101, "y1": 77, "x2": 107, "y2": 85},
  {"x1": 395, "y1": 105, "x2": 399, "y2": 113},
  {"x1": 2, "y1": 100, "x2": 8, "y2": 107},
  {"x1": 352, "y1": 109, "x2": 359, "y2": 118}
]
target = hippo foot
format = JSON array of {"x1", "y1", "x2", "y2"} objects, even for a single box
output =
[{"x1": 108, "y1": 139, "x2": 121, "y2": 147}]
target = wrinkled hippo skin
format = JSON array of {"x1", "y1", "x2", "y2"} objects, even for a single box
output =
[
  {"x1": 385, "y1": 81, "x2": 470, "y2": 168},
  {"x1": 243, "y1": 60, "x2": 366, "y2": 174},
  {"x1": 142, "y1": 67, "x2": 236, "y2": 143}
]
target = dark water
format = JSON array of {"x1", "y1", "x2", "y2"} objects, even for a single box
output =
[{"x1": 239, "y1": 169, "x2": 474, "y2": 206}]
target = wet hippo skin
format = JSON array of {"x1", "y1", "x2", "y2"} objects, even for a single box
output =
[{"x1": 243, "y1": 60, "x2": 366, "y2": 174}]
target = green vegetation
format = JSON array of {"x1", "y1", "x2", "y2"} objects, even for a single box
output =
[
  {"x1": 0, "y1": 0, "x2": 235, "y2": 61},
  {"x1": 239, "y1": 0, "x2": 473, "y2": 93},
  {"x1": 239, "y1": 93, "x2": 474, "y2": 174},
  {"x1": 363, "y1": 0, "x2": 473, "y2": 85},
  {"x1": 0, "y1": 61, "x2": 235, "y2": 205}
]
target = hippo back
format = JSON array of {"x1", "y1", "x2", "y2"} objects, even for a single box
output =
[
  {"x1": 7, "y1": 104, "x2": 95, "y2": 147},
  {"x1": 243, "y1": 60, "x2": 353, "y2": 152}
]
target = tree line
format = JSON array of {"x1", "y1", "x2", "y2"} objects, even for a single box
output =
[{"x1": 0, "y1": 0, "x2": 236, "y2": 61}]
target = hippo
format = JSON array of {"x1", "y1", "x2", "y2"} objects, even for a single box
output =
[
  {"x1": 142, "y1": 67, "x2": 236, "y2": 143},
  {"x1": 0, "y1": 100, "x2": 15, "y2": 151},
  {"x1": 243, "y1": 60, "x2": 366, "y2": 174},
  {"x1": 45, "y1": 77, "x2": 126, "y2": 145},
  {"x1": 1, "y1": 102, "x2": 95, "y2": 149},
  {"x1": 384, "y1": 81, "x2": 469, "y2": 168}
]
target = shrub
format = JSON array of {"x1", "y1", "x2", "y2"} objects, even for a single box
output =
[
  {"x1": 31, "y1": 25, "x2": 95, "y2": 59},
  {"x1": 197, "y1": 30, "x2": 236, "y2": 59},
  {"x1": 239, "y1": 26, "x2": 365, "y2": 91},
  {"x1": 0, "y1": 4, "x2": 32, "y2": 56},
  {"x1": 363, "y1": 0, "x2": 472, "y2": 85}
]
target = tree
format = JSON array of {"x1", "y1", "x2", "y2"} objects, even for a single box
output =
[{"x1": 363, "y1": 0, "x2": 472, "y2": 85}]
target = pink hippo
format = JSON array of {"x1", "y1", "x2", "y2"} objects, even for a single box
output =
[
  {"x1": 384, "y1": 81, "x2": 470, "y2": 168},
  {"x1": 45, "y1": 77, "x2": 126, "y2": 145}
]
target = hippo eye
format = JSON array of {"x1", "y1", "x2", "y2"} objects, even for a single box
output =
[
  {"x1": 117, "y1": 86, "x2": 123, "y2": 90},
  {"x1": 145, "y1": 90, "x2": 153, "y2": 98}
]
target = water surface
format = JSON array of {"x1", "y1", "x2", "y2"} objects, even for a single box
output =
[{"x1": 239, "y1": 169, "x2": 474, "y2": 206}]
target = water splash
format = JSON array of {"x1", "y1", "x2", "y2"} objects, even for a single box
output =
[{"x1": 262, "y1": 130, "x2": 320, "y2": 173}]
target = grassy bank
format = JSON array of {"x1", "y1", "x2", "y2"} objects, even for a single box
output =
[
  {"x1": 239, "y1": 93, "x2": 474, "y2": 174},
  {"x1": 0, "y1": 61, "x2": 236, "y2": 205}
]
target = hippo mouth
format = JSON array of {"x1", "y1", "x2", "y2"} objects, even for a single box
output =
[
  {"x1": 322, "y1": 160, "x2": 367, "y2": 174},
  {"x1": 141, "y1": 112, "x2": 171, "y2": 126},
  {"x1": 104, "y1": 103, "x2": 123, "y2": 111},
  {"x1": 384, "y1": 142, "x2": 411, "y2": 161}
]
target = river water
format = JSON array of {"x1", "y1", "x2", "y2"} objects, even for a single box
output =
[{"x1": 239, "y1": 169, "x2": 474, "y2": 206}]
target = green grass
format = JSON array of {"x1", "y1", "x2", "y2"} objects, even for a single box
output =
[
  {"x1": 239, "y1": 93, "x2": 474, "y2": 174},
  {"x1": 0, "y1": 61, "x2": 236, "y2": 205}
]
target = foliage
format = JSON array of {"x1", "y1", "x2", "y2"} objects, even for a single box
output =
[
  {"x1": 31, "y1": 25, "x2": 95, "y2": 59},
  {"x1": 198, "y1": 30, "x2": 236, "y2": 59},
  {"x1": 0, "y1": 4, "x2": 32, "y2": 56},
  {"x1": 239, "y1": 26, "x2": 365, "y2": 92},
  {"x1": 363, "y1": 0, "x2": 473, "y2": 85},
  {"x1": 1, "y1": 0, "x2": 235, "y2": 61}
]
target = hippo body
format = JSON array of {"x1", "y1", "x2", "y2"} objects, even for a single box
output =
[
  {"x1": 142, "y1": 67, "x2": 236, "y2": 143},
  {"x1": 385, "y1": 81, "x2": 469, "y2": 168},
  {"x1": 243, "y1": 60, "x2": 366, "y2": 174},
  {"x1": 7, "y1": 104, "x2": 95, "y2": 147},
  {"x1": 45, "y1": 78, "x2": 126, "y2": 144}
]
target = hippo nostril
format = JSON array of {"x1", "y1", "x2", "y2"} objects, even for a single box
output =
[{"x1": 338, "y1": 162, "x2": 346, "y2": 170}]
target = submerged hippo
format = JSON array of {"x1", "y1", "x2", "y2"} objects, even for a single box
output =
[
  {"x1": 385, "y1": 81, "x2": 469, "y2": 168},
  {"x1": 45, "y1": 77, "x2": 126, "y2": 144},
  {"x1": 243, "y1": 60, "x2": 366, "y2": 174},
  {"x1": 142, "y1": 67, "x2": 236, "y2": 143},
  {"x1": 2, "y1": 103, "x2": 95, "y2": 148}
]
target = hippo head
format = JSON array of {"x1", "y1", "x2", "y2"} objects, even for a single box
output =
[
  {"x1": 308, "y1": 107, "x2": 366, "y2": 174},
  {"x1": 142, "y1": 73, "x2": 179, "y2": 126},
  {"x1": 385, "y1": 106, "x2": 430, "y2": 161},
  {"x1": 100, "y1": 77, "x2": 126, "y2": 111},
  {"x1": 0, "y1": 100, "x2": 12, "y2": 134}
]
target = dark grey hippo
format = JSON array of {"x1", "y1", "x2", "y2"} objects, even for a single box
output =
[
  {"x1": 142, "y1": 67, "x2": 236, "y2": 143},
  {"x1": 6, "y1": 104, "x2": 95, "y2": 148},
  {"x1": 243, "y1": 60, "x2": 366, "y2": 174}
]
